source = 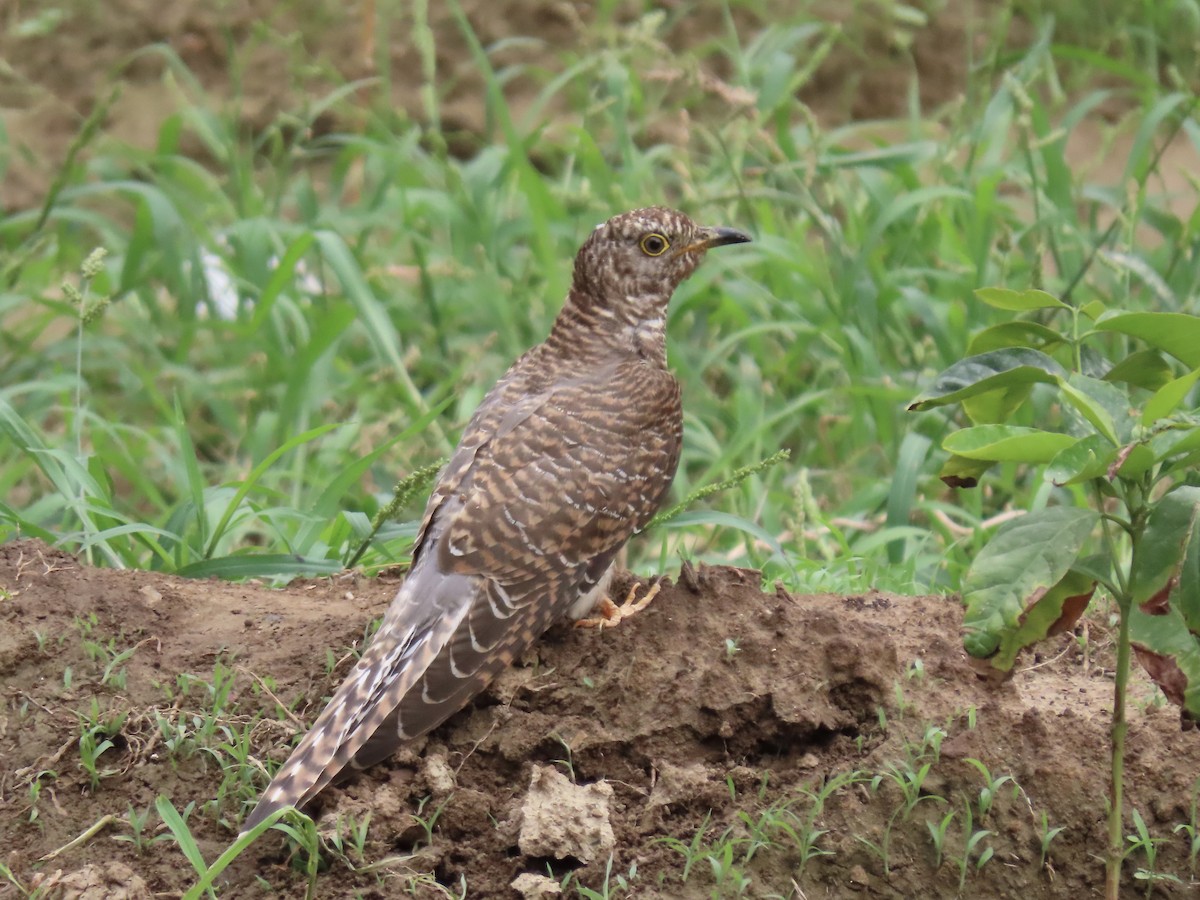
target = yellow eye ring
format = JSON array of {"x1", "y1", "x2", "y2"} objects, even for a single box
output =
[{"x1": 639, "y1": 233, "x2": 670, "y2": 256}]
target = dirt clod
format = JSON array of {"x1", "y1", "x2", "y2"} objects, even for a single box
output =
[{"x1": 518, "y1": 766, "x2": 615, "y2": 864}]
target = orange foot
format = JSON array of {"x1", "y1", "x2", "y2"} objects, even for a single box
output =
[{"x1": 574, "y1": 581, "x2": 661, "y2": 630}]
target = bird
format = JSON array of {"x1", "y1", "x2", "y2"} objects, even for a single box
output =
[{"x1": 242, "y1": 206, "x2": 752, "y2": 833}]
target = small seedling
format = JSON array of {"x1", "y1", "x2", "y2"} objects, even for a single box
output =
[
  {"x1": 963, "y1": 758, "x2": 1016, "y2": 820},
  {"x1": 1125, "y1": 808, "x2": 1182, "y2": 894},
  {"x1": 1038, "y1": 811, "x2": 1065, "y2": 874},
  {"x1": 78, "y1": 724, "x2": 118, "y2": 791},
  {"x1": 411, "y1": 794, "x2": 451, "y2": 849},
  {"x1": 926, "y1": 808, "x2": 956, "y2": 869}
]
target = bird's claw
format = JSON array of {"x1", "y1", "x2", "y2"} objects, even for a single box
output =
[{"x1": 574, "y1": 581, "x2": 661, "y2": 629}]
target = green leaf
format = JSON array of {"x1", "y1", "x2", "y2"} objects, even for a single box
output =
[
  {"x1": 175, "y1": 554, "x2": 344, "y2": 580},
  {"x1": 967, "y1": 321, "x2": 1066, "y2": 355},
  {"x1": 1056, "y1": 374, "x2": 1121, "y2": 445},
  {"x1": 1154, "y1": 425, "x2": 1200, "y2": 463},
  {"x1": 938, "y1": 454, "x2": 994, "y2": 489},
  {"x1": 204, "y1": 423, "x2": 341, "y2": 559},
  {"x1": 1007, "y1": 568, "x2": 1097, "y2": 656},
  {"x1": 943, "y1": 426, "x2": 1078, "y2": 463},
  {"x1": 961, "y1": 507, "x2": 1099, "y2": 667},
  {"x1": 1113, "y1": 443, "x2": 1157, "y2": 479},
  {"x1": 909, "y1": 349, "x2": 1065, "y2": 411},
  {"x1": 1093, "y1": 312, "x2": 1200, "y2": 367},
  {"x1": 1130, "y1": 486, "x2": 1200, "y2": 635},
  {"x1": 962, "y1": 383, "x2": 1035, "y2": 425},
  {"x1": 974, "y1": 287, "x2": 1068, "y2": 311},
  {"x1": 1104, "y1": 349, "x2": 1175, "y2": 391},
  {"x1": 1142, "y1": 366, "x2": 1200, "y2": 426},
  {"x1": 1046, "y1": 434, "x2": 1116, "y2": 486},
  {"x1": 155, "y1": 796, "x2": 209, "y2": 880}
]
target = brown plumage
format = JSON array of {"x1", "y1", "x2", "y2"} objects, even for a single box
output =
[{"x1": 242, "y1": 207, "x2": 751, "y2": 833}]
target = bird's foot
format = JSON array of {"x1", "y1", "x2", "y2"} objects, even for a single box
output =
[{"x1": 574, "y1": 581, "x2": 661, "y2": 629}]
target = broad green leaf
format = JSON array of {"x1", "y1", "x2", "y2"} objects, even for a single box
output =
[
  {"x1": 968, "y1": 321, "x2": 1065, "y2": 355},
  {"x1": 909, "y1": 349, "x2": 1065, "y2": 411},
  {"x1": 1093, "y1": 312, "x2": 1200, "y2": 367},
  {"x1": 1113, "y1": 443, "x2": 1156, "y2": 478},
  {"x1": 1153, "y1": 426, "x2": 1200, "y2": 463},
  {"x1": 961, "y1": 507, "x2": 1099, "y2": 667},
  {"x1": 962, "y1": 383, "x2": 1035, "y2": 424},
  {"x1": 1007, "y1": 569, "x2": 1097, "y2": 655},
  {"x1": 1046, "y1": 434, "x2": 1116, "y2": 486},
  {"x1": 1142, "y1": 366, "x2": 1200, "y2": 425},
  {"x1": 1105, "y1": 349, "x2": 1175, "y2": 391},
  {"x1": 1056, "y1": 375, "x2": 1120, "y2": 445},
  {"x1": 943, "y1": 425, "x2": 1078, "y2": 463},
  {"x1": 974, "y1": 287, "x2": 1067, "y2": 310},
  {"x1": 938, "y1": 454, "x2": 994, "y2": 489},
  {"x1": 1131, "y1": 486, "x2": 1200, "y2": 635}
]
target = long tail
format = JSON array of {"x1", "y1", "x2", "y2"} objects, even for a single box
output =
[{"x1": 241, "y1": 574, "x2": 472, "y2": 833}]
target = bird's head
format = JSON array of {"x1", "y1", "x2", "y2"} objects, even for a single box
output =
[{"x1": 571, "y1": 207, "x2": 752, "y2": 314}]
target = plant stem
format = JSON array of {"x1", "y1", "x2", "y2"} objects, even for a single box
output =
[{"x1": 1106, "y1": 602, "x2": 1131, "y2": 900}]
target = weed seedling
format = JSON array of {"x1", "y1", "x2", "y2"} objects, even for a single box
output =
[
  {"x1": 1125, "y1": 808, "x2": 1182, "y2": 894},
  {"x1": 1173, "y1": 779, "x2": 1200, "y2": 879},
  {"x1": 1038, "y1": 811, "x2": 1066, "y2": 874},
  {"x1": 951, "y1": 801, "x2": 994, "y2": 894},
  {"x1": 411, "y1": 795, "x2": 451, "y2": 849},
  {"x1": 963, "y1": 758, "x2": 1016, "y2": 820},
  {"x1": 926, "y1": 808, "x2": 956, "y2": 870},
  {"x1": 78, "y1": 723, "x2": 118, "y2": 791}
]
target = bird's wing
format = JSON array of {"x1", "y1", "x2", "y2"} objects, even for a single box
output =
[{"x1": 242, "y1": 358, "x2": 680, "y2": 832}]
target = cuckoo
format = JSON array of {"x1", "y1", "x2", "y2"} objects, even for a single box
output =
[{"x1": 243, "y1": 207, "x2": 751, "y2": 832}]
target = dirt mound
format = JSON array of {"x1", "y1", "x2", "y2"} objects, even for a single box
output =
[{"x1": 1, "y1": 539, "x2": 1197, "y2": 897}]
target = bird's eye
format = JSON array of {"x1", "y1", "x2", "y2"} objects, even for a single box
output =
[{"x1": 639, "y1": 233, "x2": 670, "y2": 256}]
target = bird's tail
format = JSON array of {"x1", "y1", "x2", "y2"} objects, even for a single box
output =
[{"x1": 240, "y1": 580, "x2": 471, "y2": 834}]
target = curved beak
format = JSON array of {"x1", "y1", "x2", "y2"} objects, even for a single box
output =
[{"x1": 679, "y1": 225, "x2": 753, "y2": 256}]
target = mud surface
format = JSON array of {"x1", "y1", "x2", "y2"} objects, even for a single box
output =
[{"x1": 2, "y1": 539, "x2": 1198, "y2": 898}]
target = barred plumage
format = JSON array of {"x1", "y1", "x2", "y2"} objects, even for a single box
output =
[{"x1": 242, "y1": 207, "x2": 751, "y2": 832}]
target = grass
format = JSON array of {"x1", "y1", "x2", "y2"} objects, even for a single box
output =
[{"x1": 4, "y1": 0, "x2": 1200, "y2": 896}]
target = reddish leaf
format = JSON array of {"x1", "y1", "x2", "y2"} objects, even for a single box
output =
[
  {"x1": 1139, "y1": 580, "x2": 1176, "y2": 616},
  {"x1": 1132, "y1": 645, "x2": 1189, "y2": 707},
  {"x1": 1046, "y1": 585, "x2": 1097, "y2": 636}
]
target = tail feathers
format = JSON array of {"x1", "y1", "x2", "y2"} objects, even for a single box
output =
[{"x1": 241, "y1": 601, "x2": 466, "y2": 834}]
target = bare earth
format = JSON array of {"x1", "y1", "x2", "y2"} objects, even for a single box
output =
[{"x1": 1, "y1": 539, "x2": 1197, "y2": 898}]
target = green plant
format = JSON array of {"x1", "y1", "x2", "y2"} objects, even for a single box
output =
[
  {"x1": 1038, "y1": 811, "x2": 1066, "y2": 874},
  {"x1": 411, "y1": 795, "x2": 451, "y2": 849},
  {"x1": 909, "y1": 180, "x2": 1200, "y2": 895},
  {"x1": 952, "y1": 801, "x2": 995, "y2": 894},
  {"x1": 24, "y1": 770, "x2": 56, "y2": 824},
  {"x1": 962, "y1": 758, "x2": 1017, "y2": 820},
  {"x1": 1174, "y1": 779, "x2": 1200, "y2": 877},
  {"x1": 856, "y1": 760, "x2": 946, "y2": 876},
  {"x1": 926, "y1": 808, "x2": 956, "y2": 869},
  {"x1": 112, "y1": 803, "x2": 168, "y2": 854},
  {"x1": 77, "y1": 723, "x2": 118, "y2": 791},
  {"x1": 1126, "y1": 808, "x2": 1184, "y2": 893}
]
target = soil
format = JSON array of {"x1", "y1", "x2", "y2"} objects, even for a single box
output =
[{"x1": 1, "y1": 538, "x2": 1198, "y2": 898}]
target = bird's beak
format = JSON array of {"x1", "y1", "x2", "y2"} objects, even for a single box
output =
[{"x1": 679, "y1": 225, "x2": 753, "y2": 256}]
